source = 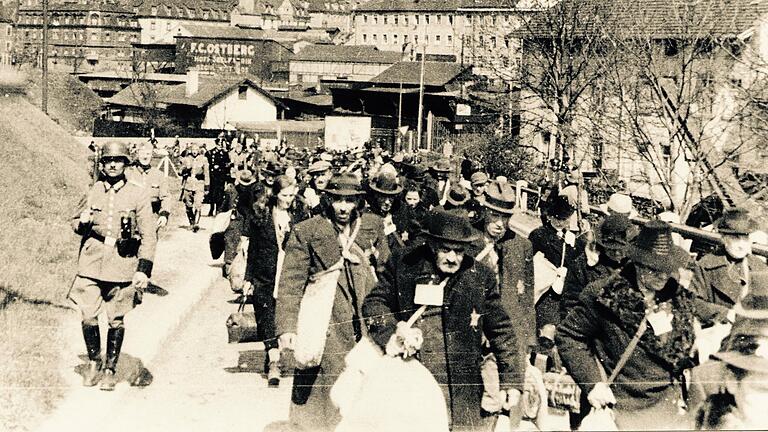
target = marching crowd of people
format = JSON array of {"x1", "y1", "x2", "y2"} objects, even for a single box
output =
[{"x1": 70, "y1": 134, "x2": 768, "y2": 431}]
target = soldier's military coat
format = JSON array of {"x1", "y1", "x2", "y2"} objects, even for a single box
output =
[
  {"x1": 182, "y1": 154, "x2": 210, "y2": 193},
  {"x1": 126, "y1": 164, "x2": 170, "y2": 217},
  {"x1": 71, "y1": 177, "x2": 156, "y2": 283}
]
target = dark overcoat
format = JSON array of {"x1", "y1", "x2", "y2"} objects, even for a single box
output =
[
  {"x1": 557, "y1": 265, "x2": 698, "y2": 430},
  {"x1": 363, "y1": 244, "x2": 524, "y2": 431},
  {"x1": 698, "y1": 251, "x2": 768, "y2": 310},
  {"x1": 275, "y1": 212, "x2": 389, "y2": 431},
  {"x1": 468, "y1": 233, "x2": 535, "y2": 359}
]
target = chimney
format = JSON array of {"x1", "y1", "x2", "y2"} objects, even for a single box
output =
[{"x1": 186, "y1": 69, "x2": 199, "y2": 97}]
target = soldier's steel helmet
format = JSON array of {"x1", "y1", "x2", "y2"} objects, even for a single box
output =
[{"x1": 100, "y1": 142, "x2": 131, "y2": 161}]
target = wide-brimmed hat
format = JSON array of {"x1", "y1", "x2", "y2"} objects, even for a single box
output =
[
  {"x1": 546, "y1": 195, "x2": 575, "y2": 221},
  {"x1": 422, "y1": 209, "x2": 481, "y2": 244},
  {"x1": 431, "y1": 160, "x2": 452, "y2": 174},
  {"x1": 717, "y1": 207, "x2": 758, "y2": 236},
  {"x1": 712, "y1": 272, "x2": 768, "y2": 373},
  {"x1": 483, "y1": 181, "x2": 515, "y2": 215},
  {"x1": 262, "y1": 161, "x2": 283, "y2": 177},
  {"x1": 236, "y1": 169, "x2": 257, "y2": 186},
  {"x1": 626, "y1": 220, "x2": 690, "y2": 274},
  {"x1": 405, "y1": 164, "x2": 427, "y2": 181},
  {"x1": 369, "y1": 163, "x2": 403, "y2": 196},
  {"x1": 445, "y1": 185, "x2": 469, "y2": 207},
  {"x1": 470, "y1": 171, "x2": 489, "y2": 187},
  {"x1": 595, "y1": 213, "x2": 633, "y2": 251},
  {"x1": 324, "y1": 172, "x2": 366, "y2": 196},
  {"x1": 307, "y1": 160, "x2": 332, "y2": 175}
]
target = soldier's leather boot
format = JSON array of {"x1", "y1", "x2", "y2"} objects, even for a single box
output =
[
  {"x1": 267, "y1": 348, "x2": 281, "y2": 387},
  {"x1": 100, "y1": 327, "x2": 125, "y2": 391},
  {"x1": 192, "y1": 210, "x2": 201, "y2": 232},
  {"x1": 185, "y1": 206, "x2": 195, "y2": 227},
  {"x1": 82, "y1": 323, "x2": 102, "y2": 387}
]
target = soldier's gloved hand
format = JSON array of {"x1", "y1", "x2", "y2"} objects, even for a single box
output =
[
  {"x1": 132, "y1": 271, "x2": 149, "y2": 291},
  {"x1": 156, "y1": 215, "x2": 168, "y2": 228},
  {"x1": 587, "y1": 382, "x2": 616, "y2": 408},
  {"x1": 79, "y1": 209, "x2": 93, "y2": 225}
]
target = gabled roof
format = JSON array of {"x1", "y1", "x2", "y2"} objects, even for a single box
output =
[
  {"x1": 458, "y1": 0, "x2": 520, "y2": 10},
  {"x1": 107, "y1": 77, "x2": 283, "y2": 109},
  {"x1": 132, "y1": 0, "x2": 236, "y2": 17},
  {"x1": 293, "y1": 44, "x2": 401, "y2": 63},
  {"x1": 369, "y1": 61, "x2": 470, "y2": 87},
  {"x1": 517, "y1": 0, "x2": 768, "y2": 40},
  {"x1": 355, "y1": 0, "x2": 461, "y2": 12},
  {"x1": 305, "y1": 0, "x2": 351, "y2": 13},
  {"x1": 20, "y1": 2, "x2": 135, "y2": 13}
]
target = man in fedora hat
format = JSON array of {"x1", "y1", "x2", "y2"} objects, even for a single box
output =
[
  {"x1": 561, "y1": 213, "x2": 634, "y2": 316},
  {"x1": 529, "y1": 195, "x2": 586, "y2": 330},
  {"x1": 697, "y1": 208, "x2": 767, "y2": 322},
  {"x1": 364, "y1": 209, "x2": 524, "y2": 431},
  {"x1": 467, "y1": 181, "x2": 535, "y2": 415},
  {"x1": 425, "y1": 159, "x2": 453, "y2": 208},
  {"x1": 302, "y1": 159, "x2": 333, "y2": 212},
  {"x1": 366, "y1": 163, "x2": 405, "y2": 252},
  {"x1": 558, "y1": 220, "x2": 699, "y2": 430},
  {"x1": 276, "y1": 171, "x2": 390, "y2": 431},
  {"x1": 693, "y1": 271, "x2": 768, "y2": 430}
]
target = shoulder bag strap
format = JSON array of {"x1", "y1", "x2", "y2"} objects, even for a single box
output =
[{"x1": 606, "y1": 316, "x2": 648, "y2": 385}]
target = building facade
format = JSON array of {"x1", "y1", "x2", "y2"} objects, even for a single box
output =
[
  {"x1": 16, "y1": 2, "x2": 140, "y2": 72},
  {"x1": 289, "y1": 44, "x2": 400, "y2": 82},
  {"x1": 0, "y1": 14, "x2": 12, "y2": 65},
  {"x1": 133, "y1": 0, "x2": 235, "y2": 44},
  {"x1": 231, "y1": 0, "x2": 310, "y2": 29},
  {"x1": 351, "y1": 0, "x2": 463, "y2": 60}
]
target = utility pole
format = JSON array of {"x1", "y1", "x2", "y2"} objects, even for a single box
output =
[
  {"x1": 397, "y1": 81, "x2": 403, "y2": 152},
  {"x1": 416, "y1": 44, "x2": 425, "y2": 151},
  {"x1": 41, "y1": 0, "x2": 48, "y2": 114}
]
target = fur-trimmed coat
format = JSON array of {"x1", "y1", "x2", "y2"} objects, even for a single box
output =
[{"x1": 557, "y1": 265, "x2": 697, "y2": 412}]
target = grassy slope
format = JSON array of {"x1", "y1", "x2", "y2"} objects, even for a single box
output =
[
  {"x1": 22, "y1": 67, "x2": 103, "y2": 136},
  {"x1": 0, "y1": 95, "x2": 89, "y2": 431}
]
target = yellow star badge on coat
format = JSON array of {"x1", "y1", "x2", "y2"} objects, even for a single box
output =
[{"x1": 470, "y1": 308, "x2": 482, "y2": 330}]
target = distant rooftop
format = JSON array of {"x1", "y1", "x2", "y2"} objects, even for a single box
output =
[
  {"x1": 369, "y1": 61, "x2": 470, "y2": 87},
  {"x1": 355, "y1": 0, "x2": 461, "y2": 13},
  {"x1": 294, "y1": 44, "x2": 401, "y2": 64}
]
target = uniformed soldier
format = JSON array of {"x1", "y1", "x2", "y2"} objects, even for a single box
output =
[
  {"x1": 206, "y1": 139, "x2": 230, "y2": 216},
  {"x1": 69, "y1": 141, "x2": 156, "y2": 391},
  {"x1": 126, "y1": 142, "x2": 170, "y2": 230},
  {"x1": 180, "y1": 143, "x2": 209, "y2": 232}
]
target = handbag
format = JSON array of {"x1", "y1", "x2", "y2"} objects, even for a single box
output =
[
  {"x1": 227, "y1": 238, "x2": 248, "y2": 293},
  {"x1": 293, "y1": 222, "x2": 361, "y2": 369},
  {"x1": 226, "y1": 294, "x2": 259, "y2": 344},
  {"x1": 579, "y1": 316, "x2": 648, "y2": 431}
]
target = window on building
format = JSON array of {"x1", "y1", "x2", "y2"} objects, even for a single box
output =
[
  {"x1": 404, "y1": 34, "x2": 408, "y2": 42},
  {"x1": 448, "y1": 14, "x2": 453, "y2": 24},
  {"x1": 105, "y1": 32, "x2": 111, "y2": 41},
  {"x1": 150, "y1": 21, "x2": 156, "y2": 30},
  {"x1": 383, "y1": 34, "x2": 388, "y2": 43},
  {"x1": 393, "y1": 34, "x2": 398, "y2": 44},
  {"x1": 437, "y1": 14, "x2": 441, "y2": 24},
  {"x1": 363, "y1": 33, "x2": 367, "y2": 42},
  {"x1": 238, "y1": 85, "x2": 248, "y2": 100},
  {"x1": 373, "y1": 16, "x2": 378, "y2": 24},
  {"x1": 394, "y1": 16, "x2": 398, "y2": 25},
  {"x1": 372, "y1": 34, "x2": 377, "y2": 42},
  {"x1": 414, "y1": 34, "x2": 418, "y2": 43},
  {"x1": 447, "y1": 34, "x2": 452, "y2": 43},
  {"x1": 479, "y1": 35, "x2": 483, "y2": 45},
  {"x1": 90, "y1": 14, "x2": 98, "y2": 25},
  {"x1": 203, "y1": 11, "x2": 209, "y2": 19},
  {"x1": 151, "y1": 6, "x2": 157, "y2": 15},
  {"x1": 363, "y1": 14, "x2": 367, "y2": 23},
  {"x1": 415, "y1": 15, "x2": 419, "y2": 24},
  {"x1": 166, "y1": 22, "x2": 171, "y2": 30},
  {"x1": 491, "y1": 36, "x2": 496, "y2": 48},
  {"x1": 425, "y1": 14, "x2": 429, "y2": 24},
  {"x1": 384, "y1": 16, "x2": 388, "y2": 25},
  {"x1": 212, "y1": 10, "x2": 219, "y2": 19},
  {"x1": 91, "y1": 33, "x2": 98, "y2": 41},
  {"x1": 435, "y1": 34, "x2": 440, "y2": 44}
]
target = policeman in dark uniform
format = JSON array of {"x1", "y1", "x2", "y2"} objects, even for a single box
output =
[
  {"x1": 69, "y1": 142, "x2": 156, "y2": 391},
  {"x1": 206, "y1": 139, "x2": 231, "y2": 216}
]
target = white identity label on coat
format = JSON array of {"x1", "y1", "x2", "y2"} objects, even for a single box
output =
[
  {"x1": 415, "y1": 283, "x2": 444, "y2": 306},
  {"x1": 647, "y1": 310, "x2": 674, "y2": 335}
]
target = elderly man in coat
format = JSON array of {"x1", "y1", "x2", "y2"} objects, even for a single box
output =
[
  {"x1": 363, "y1": 209, "x2": 524, "y2": 431},
  {"x1": 276, "y1": 172, "x2": 390, "y2": 432},
  {"x1": 558, "y1": 220, "x2": 699, "y2": 430},
  {"x1": 696, "y1": 208, "x2": 768, "y2": 325}
]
